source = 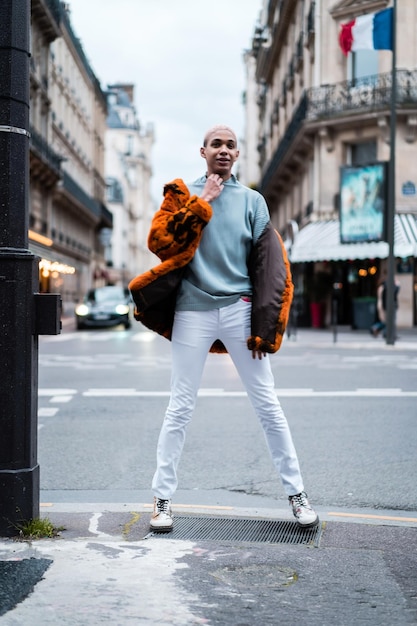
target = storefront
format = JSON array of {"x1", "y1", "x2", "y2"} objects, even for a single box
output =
[
  {"x1": 28, "y1": 234, "x2": 88, "y2": 316},
  {"x1": 287, "y1": 215, "x2": 417, "y2": 329}
]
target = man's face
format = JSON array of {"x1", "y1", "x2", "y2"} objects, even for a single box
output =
[{"x1": 200, "y1": 129, "x2": 239, "y2": 180}]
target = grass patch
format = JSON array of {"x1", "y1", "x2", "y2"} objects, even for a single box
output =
[{"x1": 16, "y1": 517, "x2": 65, "y2": 540}]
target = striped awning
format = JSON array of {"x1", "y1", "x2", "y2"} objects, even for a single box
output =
[{"x1": 289, "y1": 214, "x2": 417, "y2": 263}]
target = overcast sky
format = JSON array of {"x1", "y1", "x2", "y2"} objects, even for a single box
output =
[{"x1": 67, "y1": 0, "x2": 262, "y2": 202}]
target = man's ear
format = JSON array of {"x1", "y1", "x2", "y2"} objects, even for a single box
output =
[{"x1": 200, "y1": 147, "x2": 206, "y2": 159}]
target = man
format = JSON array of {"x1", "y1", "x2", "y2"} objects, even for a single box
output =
[
  {"x1": 371, "y1": 276, "x2": 400, "y2": 338},
  {"x1": 129, "y1": 125, "x2": 318, "y2": 532}
]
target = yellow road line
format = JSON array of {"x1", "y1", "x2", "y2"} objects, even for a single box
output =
[
  {"x1": 328, "y1": 512, "x2": 417, "y2": 523},
  {"x1": 39, "y1": 502, "x2": 417, "y2": 523}
]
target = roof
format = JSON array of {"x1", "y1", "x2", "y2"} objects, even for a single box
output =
[
  {"x1": 106, "y1": 109, "x2": 124, "y2": 128},
  {"x1": 289, "y1": 214, "x2": 417, "y2": 263}
]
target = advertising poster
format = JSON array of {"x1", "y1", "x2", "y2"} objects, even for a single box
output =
[{"x1": 340, "y1": 162, "x2": 387, "y2": 243}]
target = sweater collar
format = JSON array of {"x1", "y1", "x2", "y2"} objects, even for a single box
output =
[{"x1": 204, "y1": 173, "x2": 238, "y2": 184}]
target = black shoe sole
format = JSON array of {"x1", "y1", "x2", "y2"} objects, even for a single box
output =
[
  {"x1": 149, "y1": 525, "x2": 173, "y2": 533},
  {"x1": 296, "y1": 516, "x2": 320, "y2": 529}
]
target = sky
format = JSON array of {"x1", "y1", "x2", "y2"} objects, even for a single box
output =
[{"x1": 67, "y1": 0, "x2": 262, "y2": 202}]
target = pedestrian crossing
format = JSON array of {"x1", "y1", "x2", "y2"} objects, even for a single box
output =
[
  {"x1": 38, "y1": 351, "x2": 417, "y2": 370},
  {"x1": 38, "y1": 387, "x2": 417, "y2": 400},
  {"x1": 37, "y1": 385, "x2": 417, "y2": 427},
  {"x1": 36, "y1": 385, "x2": 417, "y2": 419},
  {"x1": 39, "y1": 353, "x2": 172, "y2": 370},
  {"x1": 41, "y1": 330, "x2": 156, "y2": 342}
]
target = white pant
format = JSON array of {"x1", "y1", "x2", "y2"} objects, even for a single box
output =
[{"x1": 152, "y1": 298, "x2": 304, "y2": 499}]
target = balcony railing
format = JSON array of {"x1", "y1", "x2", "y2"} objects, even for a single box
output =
[
  {"x1": 62, "y1": 171, "x2": 101, "y2": 218},
  {"x1": 260, "y1": 70, "x2": 417, "y2": 193},
  {"x1": 306, "y1": 70, "x2": 417, "y2": 120},
  {"x1": 99, "y1": 202, "x2": 113, "y2": 229},
  {"x1": 260, "y1": 93, "x2": 308, "y2": 192},
  {"x1": 62, "y1": 172, "x2": 113, "y2": 228},
  {"x1": 30, "y1": 126, "x2": 62, "y2": 173},
  {"x1": 45, "y1": 0, "x2": 61, "y2": 26}
]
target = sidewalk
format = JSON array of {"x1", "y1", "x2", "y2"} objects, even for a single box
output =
[
  {"x1": 1, "y1": 502, "x2": 416, "y2": 625},
  {"x1": 284, "y1": 325, "x2": 417, "y2": 350},
  {"x1": 61, "y1": 310, "x2": 417, "y2": 351}
]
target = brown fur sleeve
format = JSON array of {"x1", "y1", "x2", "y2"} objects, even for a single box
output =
[
  {"x1": 247, "y1": 225, "x2": 294, "y2": 354},
  {"x1": 128, "y1": 178, "x2": 213, "y2": 312},
  {"x1": 148, "y1": 179, "x2": 212, "y2": 261}
]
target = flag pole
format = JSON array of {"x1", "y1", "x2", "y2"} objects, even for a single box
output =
[{"x1": 385, "y1": 0, "x2": 397, "y2": 345}]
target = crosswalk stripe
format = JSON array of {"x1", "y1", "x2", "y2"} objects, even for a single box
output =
[
  {"x1": 78, "y1": 388, "x2": 417, "y2": 398},
  {"x1": 38, "y1": 408, "x2": 59, "y2": 416},
  {"x1": 39, "y1": 389, "x2": 77, "y2": 395},
  {"x1": 41, "y1": 331, "x2": 155, "y2": 342}
]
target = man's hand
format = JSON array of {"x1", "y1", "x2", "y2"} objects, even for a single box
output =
[
  {"x1": 252, "y1": 350, "x2": 267, "y2": 360},
  {"x1": 200, "y1": 174, "x2": 224, "y2": 203}
]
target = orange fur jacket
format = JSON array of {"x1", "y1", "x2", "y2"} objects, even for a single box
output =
[{"x1": 128, "y1": 178, "x2": 293, "y2": 353}]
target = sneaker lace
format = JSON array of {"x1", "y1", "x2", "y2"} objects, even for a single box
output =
[
  {"x1": 156, "y1": 499, "x2": 170, "y2": 514},
  {"x1": 291, "y1": 492, "x2": 310, "y2": 509}
]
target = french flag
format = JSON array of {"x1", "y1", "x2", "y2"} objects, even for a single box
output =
[{"x1": 339, "y1": 7, "x2": 393, "y2": 56}]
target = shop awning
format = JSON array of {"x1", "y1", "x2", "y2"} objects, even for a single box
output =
[{"x1": 289, "y1": 214, "x2": 417, "y2": 263}]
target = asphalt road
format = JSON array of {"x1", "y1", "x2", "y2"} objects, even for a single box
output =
[
  {"x1": 1, "y1": 322, "x2": 416, "y2": 625},
  {"x1": 37, "y1": 322, "x2": 417, "y2": 514}
]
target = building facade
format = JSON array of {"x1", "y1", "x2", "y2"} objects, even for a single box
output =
[
  {"x1": 242, "y1": 0, "x2": 417, "y2": 329},
  {"x1": 30, "y1": 0, "x2": 112, "y2": 314},
  {"x1": 105, "y1": 84, "x2": 155, "y2": 285}
]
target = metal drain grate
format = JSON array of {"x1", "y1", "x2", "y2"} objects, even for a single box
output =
[{"x1": 151, "y1": 515, "x2": 321, "y2": 546}]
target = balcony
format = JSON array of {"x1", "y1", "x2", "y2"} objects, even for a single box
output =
[
  {"x1": 307, "y1": 70, "x2": 417, "y2": 121},
  {"x1": 256, "y1": 0, "x2": 297, "y2": 82},
  {"x1": 30, "y1": 126, "x2": 62, "y2": 187},
  {"x1": 61, "y1": 171, "x2": 113, "y2": 229},
  {"x1": 99, "y1": 203, "x2": 114, "y2": 230},
  {"x1": 31, "y1": 0, "x2": 61, "y2": 42},
  {"x1": 260, "y1": 70, "x2": 417, "y2": 196},
  {"x1": 260, "y1": 94, "x2": 308, "y2": 193}
]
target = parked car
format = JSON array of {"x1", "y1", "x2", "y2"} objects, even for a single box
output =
[{"x1": 75, "y1": 286, "x2": 132, "y2": 330}]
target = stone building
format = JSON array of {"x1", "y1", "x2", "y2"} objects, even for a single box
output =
[
  {"x1": 105, "y1": 84, "x2": 155, "y2": 285},
  {"x1": 30, "y1": 0, "x2": 112, "y2": 313},
  {"x1": 242, "y1": 0, "x2": 417, "y2": 329}
]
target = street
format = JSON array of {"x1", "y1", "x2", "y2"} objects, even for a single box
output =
[
  {"x1": 38, "y1": 320, "x2": 417, "y2": 515},
  {"x1": 1, "y1": 320, "x2": 416, "y2": 626}
]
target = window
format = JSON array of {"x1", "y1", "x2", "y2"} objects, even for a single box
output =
[
  {"x1": 126, "y1": 134, "x2": 133, "y2": 155},
  {"x1": 348, "y1": 50, "x2": 378, "y2": 83},
  {"x1": 106, "y1": 177, "x2": 124, "y2": 203},
  {"x1": 350, "y1": 141, "x2": 377, "y2": 165}
]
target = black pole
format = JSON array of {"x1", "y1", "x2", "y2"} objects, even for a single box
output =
[
  {"x1": 385, "y1": 0, "x2": 397, "y2": 346},
  {"x1": 0, "y1": 0, "x2": 40, "y2": 536},
  {"x1": 331, "y1": 286, "x2": 339, "y2": 344}
]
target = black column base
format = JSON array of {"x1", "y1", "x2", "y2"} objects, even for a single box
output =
[{"x1": 0, "y1": 466, "x2": 40, "y2": 537}]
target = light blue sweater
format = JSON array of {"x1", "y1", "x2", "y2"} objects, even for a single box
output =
[{"x1": 175, "y1": 175, "x2": 270, "y2": 311}]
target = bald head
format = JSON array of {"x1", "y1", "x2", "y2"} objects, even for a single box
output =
[
  {"x1": 200, "y1": 125, "x2": 239, "y2": 180},
  {"x1": 203, "y1": 125, "x2": 237, "y2": 147}
]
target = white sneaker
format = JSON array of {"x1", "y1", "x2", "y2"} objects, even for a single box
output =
[
  {"x1": 289, "y1": 492, "x2": 319, "y2": 527},
  {"x1": 150, "y1": 497, "x2": 173, "y2": 532}
]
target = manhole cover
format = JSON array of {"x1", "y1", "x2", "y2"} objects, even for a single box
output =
[{"x1": 150, "y1": 515, "x2": 321, "y2": 546}]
